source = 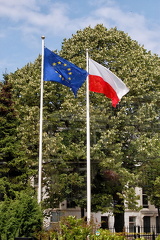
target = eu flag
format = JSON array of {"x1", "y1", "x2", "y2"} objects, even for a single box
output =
[{"x1": 44, "y1": 47, "x2": 88, "y2": 96}]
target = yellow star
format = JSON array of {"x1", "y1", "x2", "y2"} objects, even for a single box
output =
[
  {"x1": 58, "y1": 61, "x2": 61, "y2": 64},
  {"x1": 67, "y1": 68, "x2": 71, "y2": 71},
  {"x1": 68, "y1": 72, "x2": 72, "y2": 75},
  {"x1": 52, "y1": 62, "x2": 56, "y2": 66},
  {"x1": 64, "y1": 64, "x2": 67, "y2": 66},
  {"x1": 68, "y1": 77, "x2": 71, "y2": 80}
]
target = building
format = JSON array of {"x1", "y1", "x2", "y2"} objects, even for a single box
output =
[{"x1": 46, "y1": 187, "x2": 159, "y2": 234}]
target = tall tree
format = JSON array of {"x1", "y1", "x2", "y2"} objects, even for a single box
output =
[
  {"x1": 0, "y1": 77, "x2": 30, "y2": 200},
  {"x1": 7, "y1": 24, "x2": 160, "y2": 232},
  {"x1": 59, "y1": 24, "x2": 160, "y2": 230}
]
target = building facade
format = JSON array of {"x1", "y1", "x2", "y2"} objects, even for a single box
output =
[{"x1": 46, "y1": 187, "x2": 159, "y2": 233}]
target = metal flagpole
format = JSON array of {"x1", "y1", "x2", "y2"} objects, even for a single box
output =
[
  {"x1": 86, "y1": 49, "x2": 91, "y2": 223},
  {"x1": 38, "y1": 36, "x2": 45, "y2": 204}
]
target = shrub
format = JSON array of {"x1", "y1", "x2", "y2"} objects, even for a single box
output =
[
  {"x1": 58, "y1": 216, "x2": 91, "y2": 240},
  {"x1": 0, "y1": 190, "x2": 43, "y2": 239}
]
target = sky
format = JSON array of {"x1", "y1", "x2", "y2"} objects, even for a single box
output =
[{"x1": 0, "y1": 0, "x2": 160, "y2": 80}]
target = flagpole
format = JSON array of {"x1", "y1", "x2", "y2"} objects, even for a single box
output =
[
  {"x1": 86, "y1": 49, "x2": 91, "y2": 223},
  {"x1": 38, "y1": 36, "x2": 45, "y2": 204}
]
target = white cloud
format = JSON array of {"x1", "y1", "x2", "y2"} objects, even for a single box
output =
[
  {"x1": 103, "y1": 7, "x2": 160, "y2": 54},
  {"x1": 0, "y1": 0, "x2": 39, "y2": 20},
  {"x1": 0, "y1": 0, "x2": 160, "y2": 54},
  {"x1": 0, "y1": 0, "x2": 160, "y2": 80},
  {"x1": 0, "y1": 0, "x2": 75, "y2": 37},
  {"x1": 82, "y1": 3, "x2": 160, "y2": 54}
]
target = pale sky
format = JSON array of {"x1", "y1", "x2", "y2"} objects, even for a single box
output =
[{"x1": 0, "y1": 0, "x2": 160, "y2": 80}]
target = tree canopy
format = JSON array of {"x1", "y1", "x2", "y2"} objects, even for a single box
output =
[{"x1": 5, "y1": 24, "x2": 160, "y2": 231}]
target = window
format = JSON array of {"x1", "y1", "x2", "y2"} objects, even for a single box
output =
[
  {"x1": 51, "y1": 211, "x2": 64, "y2": 222},
  {"x1": 142, "y1": 188, "x2": 148, "y2": 208},
  {"x1": 129, "y1": 216, "x2": 136, "y2": 232}
]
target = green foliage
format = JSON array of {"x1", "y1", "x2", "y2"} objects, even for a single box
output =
[
  {"x1": 0, "y1": 79, "x2": 31, "y2": 200},
  {"x1": 59, "y1": 216, "x2": 91, "y2": 240},
  {"x1": 156, "y1": 235, "x2": 160, "y2": 240},
  {"x1": 6, "y1": 24, "x2": 160, "y2": 224},
  {"x1": 137, "y1": 148, "x2": 160, "y2": 209},
  {"x1": 90, "y1": 229, "x2": 126, "y2": 240},
  {"x1": 0, "y1": 190, "x2": 43, "y2": 239},
  {"x1": 59, "y1": 24, "x2": 160, "y2": 213},
  {"x1": 36, "y1": 216, "x2": 127, "y2": 240}
]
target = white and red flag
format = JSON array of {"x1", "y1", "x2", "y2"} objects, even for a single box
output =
[{"x1": 89, "y1": 58, "x2": 129, "y2": 107}]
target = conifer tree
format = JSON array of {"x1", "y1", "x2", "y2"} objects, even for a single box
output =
[{"x1": 0, "y1": 77, "x2": 29, "y2": 200}]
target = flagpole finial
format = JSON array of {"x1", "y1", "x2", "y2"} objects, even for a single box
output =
[{"x1": 41, "y1": 36, "x2": 45, "y2": 39}]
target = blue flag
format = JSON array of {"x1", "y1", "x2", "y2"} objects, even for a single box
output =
[{"x1": 44, "y1": 47, "x2": 88, "y2": 96}]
